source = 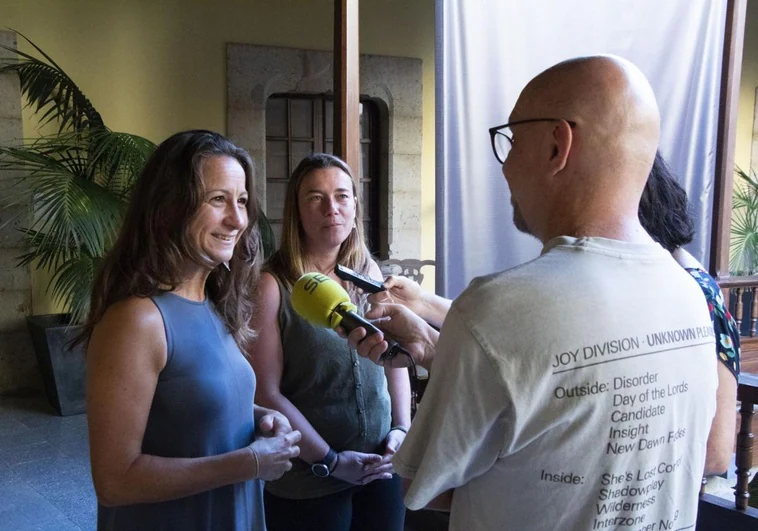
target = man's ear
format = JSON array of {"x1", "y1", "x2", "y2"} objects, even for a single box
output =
[{"x1": 548, "y1": 120, "x2": 573, "y2": 175}]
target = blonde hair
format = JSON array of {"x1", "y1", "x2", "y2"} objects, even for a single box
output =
[{"x1": 266, "y1": 153, "x2": 372, "y2": 300}]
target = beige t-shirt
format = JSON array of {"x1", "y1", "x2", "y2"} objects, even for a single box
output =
[{"x1": 393, "y1": 237, "x2": 717, "y2": 531}]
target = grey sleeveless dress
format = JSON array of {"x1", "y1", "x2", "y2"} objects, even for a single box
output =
[{"x1": 97, "y1": 292, "x2": 266, "y2": 531}]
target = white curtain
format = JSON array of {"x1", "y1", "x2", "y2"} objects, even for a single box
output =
[{"x1": 436, "y1": 0, "x2": 727, "y2": 297}]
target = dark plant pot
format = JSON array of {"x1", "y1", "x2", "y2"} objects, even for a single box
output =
[{"x1": 26, "y1": 314, "x2": 86, "y2": 416}]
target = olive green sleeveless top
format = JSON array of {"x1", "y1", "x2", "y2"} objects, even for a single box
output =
[{"x1": 265, "y1": 277, "x2": 392, "y2": 499}]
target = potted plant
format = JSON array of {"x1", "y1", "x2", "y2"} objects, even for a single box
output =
[
  {"x1": 0, "y1": 33, "x2": 274, "y2": 415},
  {"x1": 0, "y1": 33, "x2": 156, "y2": 415}
]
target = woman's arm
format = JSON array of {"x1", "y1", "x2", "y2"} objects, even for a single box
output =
[
  {"x1": 670, "y1": 249, "x2": 739, "y2": 476},
  {"x1": 248, "y1": 273, "x2": 332, "y2": 464},
  {"x1": 368, "y1": 262, "x2": 411, "y2": 454},
  {"x1": 704, "y1": 361, "x2": 737, "y2": 475},
  {"x1": 385, "y1": 363, "x2": 411, "y2": 431},
  {"x1": 384, "y1": 365, "x2": 411, "y2": 457},
  {"x1": 87, "y1": 298, "x2": 299, "y2": 507}
]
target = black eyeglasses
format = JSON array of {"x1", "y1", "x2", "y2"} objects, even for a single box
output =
[{"x1": 488, "y1": 118, "x2": 577, "y2": 164}]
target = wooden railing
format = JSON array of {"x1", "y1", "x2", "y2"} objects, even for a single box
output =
[
  {"x1": 697, "y1": 372, "x2": 758, "y2": 529},
  {"x1": 735, "y1": 373, "x2": 756, "y2": 510},
  {"x1": 720, "y1": 276, "x2": 758, "y2": 375},
  {"x1": 706, "y1": 276, "x2": 758, "y2": 520}
]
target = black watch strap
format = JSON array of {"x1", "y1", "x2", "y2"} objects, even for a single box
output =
[
  {"x1": 311, "y1": 448, "x2": 338, "y2": 477},
  {"x1": 322, "y1": 448, "x2": 338, "y2": 469}
]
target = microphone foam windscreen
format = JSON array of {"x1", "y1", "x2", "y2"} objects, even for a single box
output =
[{"x1": 291, "y1": 273, "x2": 356, "y2": 329}]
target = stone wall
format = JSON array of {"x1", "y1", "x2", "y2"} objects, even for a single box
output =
[
  {"x1": 227, "y1": 44, "x2": 423, "y2": 259},
  {"x1": 0, "y1": 30, "x2": 37, "y2": 394}
]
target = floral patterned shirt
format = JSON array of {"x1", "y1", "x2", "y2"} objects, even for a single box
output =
[{"x1": 685, "y1": 268, "x2": 740, "y2": 379}]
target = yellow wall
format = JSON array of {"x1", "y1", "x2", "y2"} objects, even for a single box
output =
[
  {"x1": 8, "y1": 1, "x2": 758, "y2": 313},
  {"x1": 735, "y1": 0, "x2": 758, "y2": 173},
  {"x1": 0, "y1": 0, "x2": 436, "y2": 312}
]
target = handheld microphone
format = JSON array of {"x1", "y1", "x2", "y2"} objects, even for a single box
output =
[{"x1": 291, "y1": 273, "x2": 408, "y2": 363}]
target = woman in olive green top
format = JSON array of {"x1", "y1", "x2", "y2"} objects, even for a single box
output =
[{"x1": 249, "y1": 153, "x2": 411, "y2": 531}]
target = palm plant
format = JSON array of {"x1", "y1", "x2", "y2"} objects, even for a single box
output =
[
  {"x1": 0, "y1": 33, "x2": 156, "y2": 324},
  {"x1": 0, "y1": 33, "x2": 274, "y2": 325},
  {"x1": 730, "y1": 167, "x2": 758, "y2": 275}
]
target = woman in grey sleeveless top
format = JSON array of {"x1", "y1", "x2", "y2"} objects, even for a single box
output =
[
  {"x1": 249, "y1": 153, "x2": 411, "y2": 530},
  {"x1": 81, "y1": 130, "x2": 301, "y2": 531}
]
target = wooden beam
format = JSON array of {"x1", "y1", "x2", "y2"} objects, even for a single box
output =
[
  {"x1": 711, "y1": 0, "x2": 747, "y2": 280},
  {"x1": 334, "y1": 0, "x2": 361, "y2": 183}
]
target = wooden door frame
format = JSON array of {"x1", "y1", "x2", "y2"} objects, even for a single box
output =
[
  {"x1": 711, "y1": 0, "x2": 748, "y2": 282},
  {"x1": 333, "y1": 0, "x2": 361, "y2": 185}
]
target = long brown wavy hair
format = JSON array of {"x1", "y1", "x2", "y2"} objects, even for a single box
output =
[
  {"x1": 266, "y1": 153, "x2": 372, "y2": 301},
  {"x1": 79, "y1": 130, "x2": 262, "y2": 351}
]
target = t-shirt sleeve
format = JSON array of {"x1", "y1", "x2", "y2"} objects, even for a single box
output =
[
  {"x1": 684, "y1": 268, "x2": 740, "y2": 378},
  {"x1": 392, "y1": 307, "x2": 512, "y2": 510}
]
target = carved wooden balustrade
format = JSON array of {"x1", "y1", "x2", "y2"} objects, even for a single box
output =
[
  {"x1": 701, "y1": 276, "x2": 758, "y2": 523},
  {"x1": 722, "y1": 276, "x2": 758, "y2": 373},
  {"x1": 697, "y1": 373, "x2": 758, "y2": 528}
]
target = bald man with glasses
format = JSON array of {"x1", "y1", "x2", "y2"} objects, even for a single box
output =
[{"x1": 346, "y1": 55, "x2": 717, "y2": 531}]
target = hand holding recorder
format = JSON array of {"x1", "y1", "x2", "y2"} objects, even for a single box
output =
[
  {"x1": 335, "y1": 264, "x2": 386, "y2": 294},
  {"x1": 336, "y1": 263, "x2": 450, "y2": 329}
]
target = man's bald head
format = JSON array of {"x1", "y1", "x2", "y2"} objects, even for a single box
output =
[
  {"x1": 515, "y1": 55, "x2": 660, "y2": 185},
  {"x1": 504, "y1": 55, "x2": 661, "y2": 242}
]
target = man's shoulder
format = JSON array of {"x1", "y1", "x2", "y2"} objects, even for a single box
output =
[
  {"x1": 456, "y1": 237, "x2": 682, "y2": 306},
  {"x1": 445, "y1": 260, "x2": 556, "y2": 344},
  {"x1": 454, "y1": 254, "x2": 565, "y2": 311},
  {"x1": 449, "y1": 240, "x2": 696, "y2": 334}
]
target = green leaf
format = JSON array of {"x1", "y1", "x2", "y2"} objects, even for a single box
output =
[
  {"x1": 48, "y1": 254, "x2": 96, "y2": 325},
  {"x1": 258, "y1": 211, "x2": 276, "y2": 259},
  {"x1": 0, "y1": 32, "x2": 103, "y2": 133},
  {"x1": 730, "y1": 167, "x2": 758, "y2": 275},
  {"x1": 0, "y1": 35, "x2": 157, "y2": 323},
  {"x1": 85, "y1": 129, "x2": 156, "y2": 196}
]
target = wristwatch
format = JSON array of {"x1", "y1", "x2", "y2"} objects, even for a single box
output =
[{"x1": 311, "y1": 448, "x2": 338, "y2": 477}]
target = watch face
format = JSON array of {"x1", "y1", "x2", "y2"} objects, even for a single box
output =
[{"x1": 311, "y1": 463, "x2": 330, "y2": 477}]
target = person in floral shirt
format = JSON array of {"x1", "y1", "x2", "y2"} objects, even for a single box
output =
[
  {"x1": 639, "y1": 150, "x2": 740, "y2": 475},
  {"x1": 685, "y1": 268, "x2": 740, "y2": 376}
]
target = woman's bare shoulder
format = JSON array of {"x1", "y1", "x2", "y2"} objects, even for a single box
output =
[{"x1": 89, "y1": 296, "x2": 166, "y2": 364}]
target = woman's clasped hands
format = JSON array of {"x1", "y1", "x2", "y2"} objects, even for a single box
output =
[{"x1": 248, "y1": 409, "x2": 302, "y2": 481}]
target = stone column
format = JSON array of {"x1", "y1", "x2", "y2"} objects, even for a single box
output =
[{"x1": 0, "y1": 30, "x2": 37, "y2": 394}]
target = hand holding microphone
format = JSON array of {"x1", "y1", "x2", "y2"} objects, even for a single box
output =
[
  {"x1": 291, "y1": 273, "x2": 410, "y2": 366},
  {"x1": 350, "y1": 303, "x2": 439, "y2": 371},
  {"x1": 291, "y1": 273, "x2": 438, "y2": 370}
]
